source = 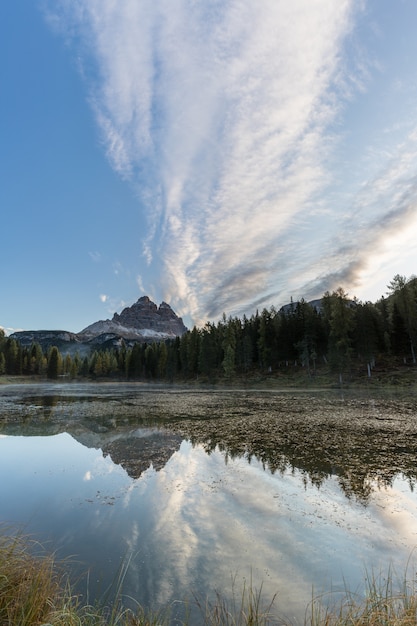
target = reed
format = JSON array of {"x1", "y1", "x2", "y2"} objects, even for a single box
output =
[
  {"x1": 1, "y1": 529, "x2": 416, "y2": 625},
  {"x1": 307, "y1": 563, "x2": 417, "y2": 626},
  {"x1": 193, "y1": 575, "x2": 277, "y2": 625},
  {"x1": 0, "y1": 530, "x2": 157, "y2": 626}
]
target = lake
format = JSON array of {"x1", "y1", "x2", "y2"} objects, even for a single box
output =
[{"x1": 0, "y1": 382, "x2": 416, "y2": 624}]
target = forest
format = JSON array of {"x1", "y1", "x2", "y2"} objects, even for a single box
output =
[{"x1": 1, "y1": 275, "x2": 416, "y2": 384}]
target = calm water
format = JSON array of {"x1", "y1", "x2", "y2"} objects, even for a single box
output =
[{"x1": 1, "y1": 382, "x2": 417, "y2": 623}]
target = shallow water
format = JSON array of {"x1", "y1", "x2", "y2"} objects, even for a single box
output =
[{"x1": 0, "y1": 382, "x2": 417, "y2": 623}]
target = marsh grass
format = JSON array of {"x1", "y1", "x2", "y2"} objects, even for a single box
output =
[
  {"x1": 193, "y1": 575, "x2": 277, "y2": 625},
  {"x1": 0, "y1": 530, "x2": 164, "y2": 626},
  {"x1": 308, "y1": 563, "x2": 417, "y2": 626},
  {"x1": 0, "y1": 530, "x2": 63, "y2": 625},
  {"x1": 1, "y1": 529, "x2": 416, "y2": 625}
]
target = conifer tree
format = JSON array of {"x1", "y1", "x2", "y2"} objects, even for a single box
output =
[
  {"x1": 47, "y1": 346, "x2": 61, "y2": 379},
  {"x1": 387, "y1": 274, "x2": 417, "y2": 364},
  {"x1": 322, "y1": 288, "x2": 354, "y2": 384}
]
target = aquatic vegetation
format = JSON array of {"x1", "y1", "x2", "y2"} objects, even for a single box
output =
[
  {"x1": 1, "y1": 385, "x2": 417, "y2": 623},
  {"x1": 1, "y1": 385, "x2": 417, "y2": 501}
]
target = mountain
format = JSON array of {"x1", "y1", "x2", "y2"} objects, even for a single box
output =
[
  {"x1": 79, "y1": 296, "x2": 187, "y2": 339},
  {"x1": 279, "y1": 299, "x2": 324, "y2": 314},
  {"x1": 10, "y1": 296, "x2": 188, "y2": 355},
  {"x1": 279, "y1": 297, "x2": 355, "y2": 315}
]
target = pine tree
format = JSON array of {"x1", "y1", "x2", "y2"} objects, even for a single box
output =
[
  {"x1": 352, "y1": 302, "x2": 382, "y2": 376},
  {"x1": 5, "y1": 338, "x2": 22, "y2": 375},
  {"x1": 187, "y1": 327, "x2": 201, "y2": 377},
  {"x1": 144, "y1": 344, "x2": 157, "y2": 378},
  {"x1": 199, "y1": 323, "x2": 218, "y2": 378},
  {"x1": 157, "y1": 342, "x2": 168, "y2": 378},
  {"x1": 387, "y1": 275, "x2": 417, "y2": 364},
  {"x1": 47, "y1": 346, "x2": 61, "y2": 379},
  {"x1": 322, "y1": 288, "x2": 354, "y2": 384}
]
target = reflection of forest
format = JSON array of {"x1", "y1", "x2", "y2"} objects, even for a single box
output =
[
  {"x1": 1, "y1": 387, "x2": 416, "y2": 502},
  {"x1": 163, "y1": 394, "x2": 417, "y2": 503}
]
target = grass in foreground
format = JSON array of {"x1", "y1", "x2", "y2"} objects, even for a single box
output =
[
  {"x1": 308, "y1": 562, "x2": 417, "y2": 626},
  {"x1": 0, "y1": 531, "x2": 416, "y2": 625}
]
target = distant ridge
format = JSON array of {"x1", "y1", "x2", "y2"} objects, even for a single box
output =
[
  {"x1": 279, "y1": 298, "x2": 324, "y2": 314},
  {"x1": 279, "y1": 297, "x2": 355, "y2": 315},
  {"x1": 10, "y1": 296, "x2": 188, "y2": 355}
]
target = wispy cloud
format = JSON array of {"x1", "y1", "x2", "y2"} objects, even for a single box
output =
[
  {"x1": 88, "y1": 250, "x2": 101, "y2": 263},
  {"x1": 46, "y1": 1, "x2": 417, "y2": 323},
  {"x1": 299, "y1": 126, "x2": 417, "y2": 299}
]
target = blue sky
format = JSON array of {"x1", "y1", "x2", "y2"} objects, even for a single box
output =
[{"x1": 2, "y1": 1, "x2": 417, "y2": 334}]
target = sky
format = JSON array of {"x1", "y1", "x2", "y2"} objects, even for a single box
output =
[{"x1": 1, "y1": 0, "x2": 417, "y2": 334}]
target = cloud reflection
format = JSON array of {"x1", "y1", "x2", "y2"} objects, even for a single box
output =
[
  {"x1": 1, "y1": 418, "x2": 416, "y2": 622},
  {"x1": 118, "y1": 440, "x2": 416, "y2": 619}
]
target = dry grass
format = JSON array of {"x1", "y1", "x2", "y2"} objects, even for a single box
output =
[
  {"x1": 0, "y1": 530, "x2": 164, "y2": 626},
  {"x1": 1, "y1": 529, "x2": 416, "y2": 625},
  {"x1": 0, "y1": 530, "x2": 63, "y2": 625},
  {"x1": 194, "y1": 576, "x2": 277, "y2": 625},
  {"x1": 308, "y1": 564, "x2": 417, "y2": 626}
]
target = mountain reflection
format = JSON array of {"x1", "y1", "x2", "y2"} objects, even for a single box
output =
[
  {"x1": 1, "y1": 385, "x2": 416, "y2": 502},
  {"x1": 101, "y1": 431, "x2": 183, "y2": 479}
]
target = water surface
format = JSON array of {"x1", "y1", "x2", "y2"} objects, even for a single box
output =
[{"x1": 0, "y1": 382, "x2": 416, "y2": 623}]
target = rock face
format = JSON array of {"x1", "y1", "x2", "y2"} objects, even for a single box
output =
[
  {"x1": 112, "y1": 296, "x2": 187, "y2": 336},
  {"x1": 8, "y1": 330, "x2": 80, "y2": 352},
  {"x1": 79, "y1": 296, "x2": 187, "y2": 340},
  {"x1": 10, "y1": 296, "x2": 188, "y2": 355}
]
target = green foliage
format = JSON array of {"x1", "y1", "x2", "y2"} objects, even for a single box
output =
[
  {"x1": 322, "y1": 288, "x2": 354, "y2": 381},
  {"x1": 387, "y1": 274, "x2": 417, "y2": 363},
  {"x1": 47, "y1": 346, "x2": 62, "y2": 379},
  {"x1": 2, "y1": 274, "x2": 417, "y2": 384},
  {"x1": 3, "y1": 338, "x2": 22, "y2": 375},
  {"x1": 29, "y1": 342, "x2": 45, "y2": 375}
]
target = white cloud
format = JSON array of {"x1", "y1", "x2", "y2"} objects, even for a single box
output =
[
  {"x1": 136, "y1": 275, "x2": 145, "y2": 293},
  {"x1": 47, "y1": 0, "x2": 417, "y2": 322},
  {"x1": 299, "y1": 125, "x2": 417, "y2": 300},
  {"x1": 99, "y1": 294, "x2": 108, "y2": 303},
  {"x1": 0, "y1": 327, "x2": 22, "y2": 336},
  {"x1": 89, "y1": 251, "x2": 101, "y2": 263}
]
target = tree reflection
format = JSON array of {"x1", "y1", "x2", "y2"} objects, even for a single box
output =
[
  {"x1": 1, "y1": 387, "x2": 416, "y2": 503},
  {"x1": 164, "y1": 394, "x2": 417, "y2": 504}
]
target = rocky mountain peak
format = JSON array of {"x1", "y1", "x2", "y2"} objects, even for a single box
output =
[
  {"x1": 10, "y1": 296, "x2": 188, "y2": 356},
  {"x1": 111, "y1": 297, "x2": 187, "y2": 336}
]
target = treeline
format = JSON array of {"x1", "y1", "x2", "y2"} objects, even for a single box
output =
[{"x1": 1, "y1": 275, "x2": 416, "y2": 383}]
